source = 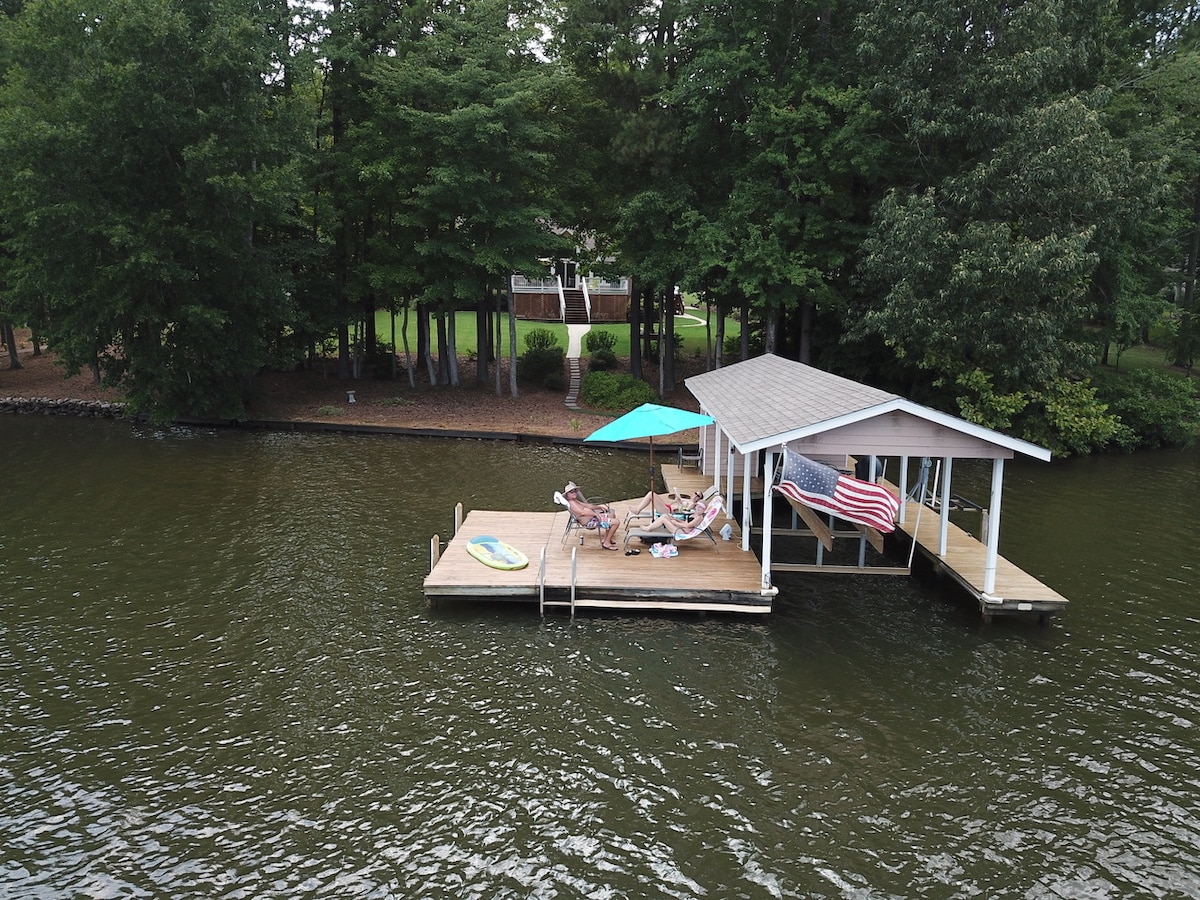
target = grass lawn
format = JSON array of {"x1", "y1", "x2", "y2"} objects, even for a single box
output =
[
  {"x1": 372, "y1": 308, "x2": 739, "y2": 358},
  {"x1": 1102, "y1": 343, "x2": 1200, "y2": 382}
]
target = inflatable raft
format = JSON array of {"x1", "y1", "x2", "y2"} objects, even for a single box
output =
[{"x1": 465, "y1": 535, "x2": 529, "y2": 571}]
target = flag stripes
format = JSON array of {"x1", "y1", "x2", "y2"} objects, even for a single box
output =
[{"x1": 775, "y1": 449, "x2": 899, "y2": 533}]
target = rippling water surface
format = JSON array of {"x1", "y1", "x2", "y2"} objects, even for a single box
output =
[{"x1": 2, "y1": 418, "x2": 1198, "y2": 898}]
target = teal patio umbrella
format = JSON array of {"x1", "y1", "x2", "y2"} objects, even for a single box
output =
[{"x1": 584, "y1": 402, "x2": 715, "y2": 500}]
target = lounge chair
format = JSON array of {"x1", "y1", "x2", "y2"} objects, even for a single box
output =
[
  {"x1": 623, "y1": 484, "x2": 719, "y2": 528},
  {"x1": 623, "y1": 494, "x2": 724, "y2": 551},
  {"x1": 553, "y1": 490, "x2": 613, "y2": 549}
]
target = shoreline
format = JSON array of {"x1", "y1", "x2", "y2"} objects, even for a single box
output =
[
  {"x1": 0, "y1": 331, "x2": 703, "y2": 445},
  {"x1": 0, "y1": 394, "x2": 688, "y2": 454}
]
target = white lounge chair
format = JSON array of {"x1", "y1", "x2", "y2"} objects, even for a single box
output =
[
  {"x1": 623, "y1": 484, "x2": 719, "y2": 528},
  {"x1": 623, "y1": 495, "x2": 724, "y2": 551}
]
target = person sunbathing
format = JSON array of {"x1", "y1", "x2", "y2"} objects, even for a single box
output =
[
  {"x1": 626, "y1": 489, "x2": 705, "y2": 520},
  {"x1": 563, "y1": 481, "x2": 619, "y2": 550},
  {"x1": 631, "y1": 510, "x2": 699, "y2": 536}
]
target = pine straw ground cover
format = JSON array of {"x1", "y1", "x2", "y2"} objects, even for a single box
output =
[{"x1": 0, "y1": 330, "x2": 704, "y2": 441}]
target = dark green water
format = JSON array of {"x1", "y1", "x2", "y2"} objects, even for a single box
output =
[{"x1": 2, "y1": 416, "x2": 1198, "y2": 898}]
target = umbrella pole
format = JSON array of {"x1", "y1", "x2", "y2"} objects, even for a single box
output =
[{"x1": 649, "y1": 437, "x2": 655, "y2": 505}]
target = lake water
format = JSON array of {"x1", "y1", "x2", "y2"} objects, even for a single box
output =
[{"x1": 2, "y1": 416, "x2": 1198, "y2": 898}]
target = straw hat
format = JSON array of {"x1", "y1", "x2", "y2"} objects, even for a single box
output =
[{"x1": 564, "y1": 481, "x2": 579, "y2": 495}]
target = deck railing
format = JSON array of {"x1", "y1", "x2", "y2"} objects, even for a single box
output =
[{"x1": 511, "y1": 274, "x2": 557, "y2": 293}]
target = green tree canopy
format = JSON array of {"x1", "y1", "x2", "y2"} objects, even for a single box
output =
[{"x1": 0, "y1": 0, "x2": 303, "y2": 420}]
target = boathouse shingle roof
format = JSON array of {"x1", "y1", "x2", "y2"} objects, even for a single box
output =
[{"x1": 685, "y1": 354, "x2": 1050, "y2": 461}]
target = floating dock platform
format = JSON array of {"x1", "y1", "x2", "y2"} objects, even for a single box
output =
[
  {"x1": 423, "y1": 501, "x2": 774, "y2": 615},
  {"x1": 425, "y1": 465, "x2": 1068, "y2": 621}
]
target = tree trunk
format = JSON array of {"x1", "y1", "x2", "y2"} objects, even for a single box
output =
[
  {"x1": 739, "y1": 305, "x2": 749, "y2": 361},
  {"x1": 658, "y1": 295, "x2": 665, "y2": 396},
  {"x1": 402, "y1": 300, "x2": 415, "y2": 388},
  {"x1": 337, "y1": 323, "x2": 351, "y2": 379},
  {"x1": 495, "y1": 291, "x2": 503, "y2": 396},
  {"x1": 389, "y1": 299, "x2": 397, "y2": 380},
  {"x1": 764, "y1": 304, "x2": 778, "y2": 355},
  {"x1": 629, "y1": 277, "x2": 642, "y2": 380},
  {"x1": 436, "y1": 311, "x2": 451, "y2": 385},
  {"x1": 419, "y1": 303, "x2": 437, "y2": 385},
  {"x1": 476, "y1": 293, "x2": 489, "y2": 386},
  {"x1": 2, "y1": 322, "x2": 21, "y2": 369},
  {"x1": 363, "y1": 293, "x2": 377, "y2": 356},
  {"x1": 798, "y1": 299, "x2": 813, "y2": 364},
  {"x1": 447, "y1": 310, "x2": 460, "y2": 387},
  {"x1": 715, "y1": 301, "x2": 725, "y2": 369},
  {"x1": 704, "y1": 298, "x2": 713, "y2": 370},
  {"x1": 507, "y1": 291, "x2": 519, "y2": 398},
  {"x1": 642, "y1": 285, "x2": 656, "y2": 364},
  {"x1": 1173, "y1": 181, "x2": 1200, "y2": 374},
  {"x1": 663, "y1": 286, "x2": 676, "y2": 392}
]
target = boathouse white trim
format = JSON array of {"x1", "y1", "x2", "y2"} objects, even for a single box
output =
[{"x1": 684, "y1": 354, "x2": 1052, "y2": 599}]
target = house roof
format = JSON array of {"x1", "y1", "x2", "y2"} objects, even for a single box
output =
[{"x1": 685, "y1": 354, "x2": 1051, "y2": 462}]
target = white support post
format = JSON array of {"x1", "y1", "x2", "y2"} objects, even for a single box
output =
[
  {"x1": 938, "y1": 457, "x2": 953, "y2": 557},
  {"x1": 725, "y1": 443, "x2": 736, "y2": 508},
  {"x1": 712, "y1": 426, "x2": 723, "y2": 488},
  {"x1": 983, "y1": 457, "x2": 1005, "y2": 596},
  {"x1": 740, "y1": 451, "x2": 754, "y2": 551},
  {"x1": 760, "y1": 449, "x2": 777, "y2": 590},
  {"x1": 899, "y1": 455, "x2": 910, "y2": 524}
]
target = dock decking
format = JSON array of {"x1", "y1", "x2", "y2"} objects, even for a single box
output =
[
  {"x1": 424, "y1": 466, "x2": 1068, "y2": 621},
  {"x1": 892, "y1": 497, "x2": 1069, "y2": 620},
  {"x1": 423, "y1": 502, "x2": 774, "y2": 615}
]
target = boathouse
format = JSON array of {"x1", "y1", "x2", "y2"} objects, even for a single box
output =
[
  {"x1": 684, "y1": 354, "x2": 1068, "y2": 620},
  {"x1": 424, "y1": 354, "x2": 1068, "y2": 620}
]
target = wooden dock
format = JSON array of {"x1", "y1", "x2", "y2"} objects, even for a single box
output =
[
  {"x1": 892, "y1": 497, "x2": 1069, "y2": 621},
  {"x1": 423, "y1": 500, "x2": 774, "y2": 615},
  {"x1": 423, "y1": 465, "x2": 1067, "y2": 621}
]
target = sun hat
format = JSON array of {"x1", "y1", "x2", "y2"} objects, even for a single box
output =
[{"x1": 564, "y1": 481, "x2": 579, "y2": 494}]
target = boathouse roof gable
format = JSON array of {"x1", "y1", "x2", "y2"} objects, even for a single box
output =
[{"x1": 685, "y1": 354, "x2": 1051, "y2": 462}]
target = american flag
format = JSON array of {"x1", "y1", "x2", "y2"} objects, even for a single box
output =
[{"x1": 776, "y1": 449, "x2": 900, "y2": 533}]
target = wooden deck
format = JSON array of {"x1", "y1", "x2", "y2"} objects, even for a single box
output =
[
  {"x1": 670, "y1": 462, "x2": 1067, "y2": 621},
  {"x1": 892, "y1": 497, "x2": 1069, "y2": 620},
  {"x1": 423, "y1": 465, "x2": 1068, "y2": 621},
  {"x1": 423, "y1": 500, "x2": 774, "y2": 615}
]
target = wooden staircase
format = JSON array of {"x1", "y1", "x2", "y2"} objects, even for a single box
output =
[{"x1": 562, "y1": 288, "x2": 589, "y2": 324}]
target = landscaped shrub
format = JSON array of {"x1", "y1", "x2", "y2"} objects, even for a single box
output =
[
  {"x1": 517, "y1": 330, "x2": 564, "y2": 390},
  {"x1": 584, "y1": 331, "x2": 617, "y2": 353},
  {"x1": 1094, "y1": 369, "x2": 1200, "y2": 450},
  {"x1": 580, "y1": 371, "x2": 658, "y2": 412},
  {"x1": 517, "y1": 346, "x2": 564, "y2": 389},
  {"x1": 584, "y1": 330, "x2": 619, "y2": 371},
  {"x1": 589, "y1": 348, "x2": 618, "y2": 371},
  {"x1": 365, "y1": 337, "x2": 397, "y2": 379},
  {"x1": 524, "y1": 328, "x2": 560, "y2": 352}
]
